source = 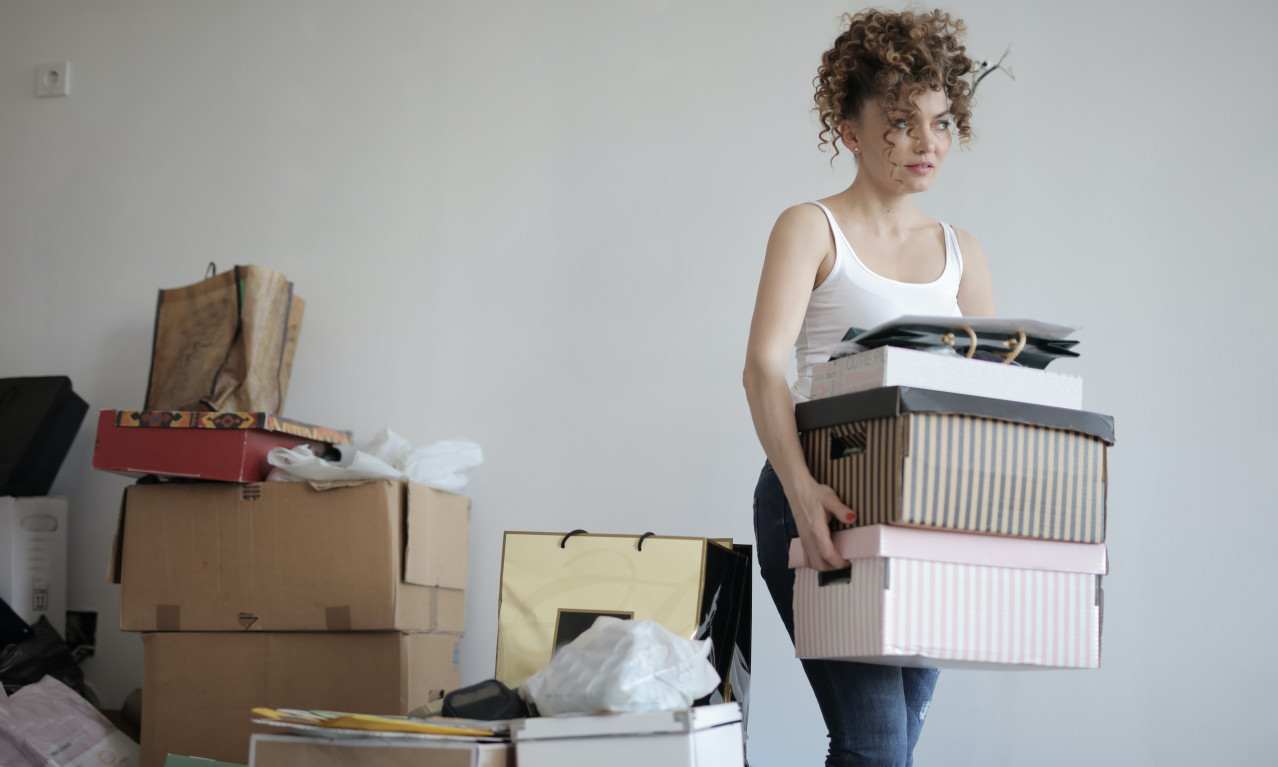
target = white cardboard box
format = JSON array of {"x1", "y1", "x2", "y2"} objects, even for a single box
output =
[
  {"x1": 810, "y1": 346, "x2": 1083, "y2": 408},
  {"x1": 790, "y1": 525, "x2": 1106, "y2": 669},
  {"x1": 511, "y1": 704, "x2": 744, "y2": 767},
  {"x1": 0, "y1": 496, "x2": 67, "y2": 635},
  {"x1": 250, "y1": 733, "x2": 513, "y2": 766}
]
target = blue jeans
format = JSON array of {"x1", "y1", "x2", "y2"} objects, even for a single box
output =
[{"x1": 754, "y1": 462, "x2": 940, "y2": 767}]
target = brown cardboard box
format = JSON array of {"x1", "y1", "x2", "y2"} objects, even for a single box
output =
[
  {"x1": 250, "y1": 734, "x2": 513, "y2": 767},
  {"x1": 112, "y1": 480, "x2": 468, "y2": 631},
  {"x1": 141, "y1": 631, "x2": 461, "y2": 767}
]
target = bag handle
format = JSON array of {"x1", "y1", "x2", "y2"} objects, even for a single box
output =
[
  {"x1": 940, "y1": 325, "x2": 1028, "y2": 364},
  {"x1": 940, "y1": 324, "x2": 978, "y2": 358},
  {"x1": 998, "y1": 330, "x2": 1027, "y2": 364},
  {"x1": 558, "y1": 529, "x2": 659, "y2": 551},
  {"x1": 559, "y1": 529, "x2": 588, "y2": 548}
]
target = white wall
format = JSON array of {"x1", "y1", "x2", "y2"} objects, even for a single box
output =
[{"x1": 2, "y1": 1, "x2": 1274, "y2": 765}]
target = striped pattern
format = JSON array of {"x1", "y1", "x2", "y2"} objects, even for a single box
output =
[
  {"x1": 794, "y1": 557, "x2": 1101, "y2": 669},
  {"x1": 804, "y1": 413, "x2": 1107, "y2": 542},
  {"x1": 802, "y1": 417, "x2": 901, "y2": 528}
]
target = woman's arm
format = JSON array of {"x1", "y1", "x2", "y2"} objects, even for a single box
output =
[
  {"x1": 955, "y1": 228, "x2": 996, "y2": 316},
  {"x1": 743, "y1": 204, "x2": 855, "y2": 572}
]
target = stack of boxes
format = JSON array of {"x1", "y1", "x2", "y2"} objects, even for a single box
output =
[
  {"x1": 790, "y1": 343, "x2": 1113, "y2": 669},
  {"x1": 96, "y1": 412, "x2": 471, "y2": 766}
]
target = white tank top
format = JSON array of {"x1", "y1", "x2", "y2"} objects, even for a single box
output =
[{"x1": 791, "y1": 201, "x2": 964, "y2": 402}]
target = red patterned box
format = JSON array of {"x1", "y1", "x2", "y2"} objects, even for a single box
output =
[{"x1": 92, "y1": 409, "x2": 352, "y2": 482}]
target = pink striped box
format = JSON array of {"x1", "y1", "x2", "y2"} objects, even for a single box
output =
[{"x1": 789, "y1": 525, "x2": 1106, "y2": 669}]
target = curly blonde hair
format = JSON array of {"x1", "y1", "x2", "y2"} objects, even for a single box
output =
[{"x1": 814, "y1": 9, "x2": 975, "y2": 161}]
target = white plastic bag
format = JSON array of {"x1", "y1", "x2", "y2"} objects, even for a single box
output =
[
  {"x1": 267, "y1": 428, "x2": 483, "y2": 491},
  {"x1": 519, "y1": 617, "x2": 721, "y2": 716}
]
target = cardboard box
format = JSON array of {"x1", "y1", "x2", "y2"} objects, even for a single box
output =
[
  {"x1": 112, "y1": 480, "x2": 467, "y2": 631},
  {"x1": 142, "y1": 631, "x2": 461, "y2": 767},
  {"x1": 809, "y1": 346, "x2": 1084, "y2": 408},
  {"x1": 92, "y1": 409, "x2": 352, "y2": 483},
  {"x1": 789, "y1": 525, "x2": 1106, "y2": 669},
  {"x1": 797, "y1": 386, "x2": 1114, "y2": 543},
  {"x1": 511, "y1": 703, "x2": 743, "y2": 767},
  {"x1": 0, "y1": 496, "x2": 67, "y2": 635},
  {"x1": 250, "y1": 734, "x2": 513, "y2": 767}
]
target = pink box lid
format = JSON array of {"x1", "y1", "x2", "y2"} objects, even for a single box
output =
[{"x1": 788, "y1": 524, "x2": 1107, "y2": 574}]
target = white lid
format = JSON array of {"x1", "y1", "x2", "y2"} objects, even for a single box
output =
[
  {"x1": 789, "y1": 525, "x2": 1108, "y2": 574},
  {"x1": 511, "y1": 704, "x2": 741, "y2": 741}
]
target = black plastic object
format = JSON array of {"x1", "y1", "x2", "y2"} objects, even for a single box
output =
[
  {"x1": 0, "y1": 376, "x2": 88, "y2": 496},
  {"x1": 0, "y1": 615, "x2": 85, "y2": 696},
  {"x1": 0, "y1": 598, "x2": 33, "y2": 648},
  {"x1": 850, "y1": 323, "x2": 1079, "y2": 370},
  {"x1": 442, "y1": 679, "x2": 530, "y2": 720}
]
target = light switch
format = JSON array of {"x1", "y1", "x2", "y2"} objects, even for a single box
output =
[{"x1": 35, "y1": 62, "x2": 70, "y2": 97}]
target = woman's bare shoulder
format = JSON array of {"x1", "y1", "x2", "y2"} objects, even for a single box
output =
[
  {"x1": 768, "y1": 202, "x2": 834, "y2": 259},
  {"x1": 774, "y1": 201, "x2": 830, "y2": 231}
]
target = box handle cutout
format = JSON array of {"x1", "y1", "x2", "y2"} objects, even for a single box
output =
[
  {"x1": 20, "y1": 514, "x2": 58, "y2": 532},
  {"x1": 831, "y1": 430, "x2": 868, "y2": 459},
  {"x1": 818, "y1": 566, "x2": 852, "y2": 587}
]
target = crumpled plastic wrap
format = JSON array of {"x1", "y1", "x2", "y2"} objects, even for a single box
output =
[
  {"x1": 0, "y1": 675, "x2": 138, "y2": 766},
  {"x1": 267, "y1": 428, "x2": 482, "y2": 492},
  {"x1": 519, "y1": 617, "x2": 721, "y2": 716}
]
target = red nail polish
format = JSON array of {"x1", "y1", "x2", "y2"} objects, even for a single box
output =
[{"x1": 845, "y1": 513, "x2": 856, "y2": 521}]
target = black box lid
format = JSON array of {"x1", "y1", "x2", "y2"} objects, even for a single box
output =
[{"x1": 795, "y1": 386, "x2": 1115, "y2": 444}]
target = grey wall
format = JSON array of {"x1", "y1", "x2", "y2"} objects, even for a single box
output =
[{"x1": 2, "y1": 1, "x2": 1274, "y2": 765}]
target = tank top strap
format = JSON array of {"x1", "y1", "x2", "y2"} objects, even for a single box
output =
[
  {"x1": 807, "y1": 201, "x2": 846, "y2": 258},
  {"x1": 807, "y1": 200, "x2": 839, "y2": 228},
  {"x1": 940, "y1": 221, "x2": 964, "y2": 276}
]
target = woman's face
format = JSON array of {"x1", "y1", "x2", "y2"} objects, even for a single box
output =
[{"x1": 843, "y1": 88, "x2": 954, "y2": 194}]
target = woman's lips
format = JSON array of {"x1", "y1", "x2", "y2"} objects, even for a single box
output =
[{"x1": 905, "y1": 163, "x2": 933, "y2": 175}]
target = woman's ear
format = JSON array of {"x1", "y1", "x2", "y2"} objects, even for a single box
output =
[{"x1": 840, "y1": 119, "x2": 861, "y2": 156}]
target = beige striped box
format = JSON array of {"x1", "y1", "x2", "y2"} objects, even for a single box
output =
[
  {"x1": 789, "y1": 525, "x2": 1106, "y2": 669},
  {"x1": 796, "y1": 387, "x2": 1114, "y2": 543}
]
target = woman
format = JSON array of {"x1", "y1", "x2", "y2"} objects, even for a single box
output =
[{"x1": 742, "y1": 9, "x2": 996, "y2": 766}]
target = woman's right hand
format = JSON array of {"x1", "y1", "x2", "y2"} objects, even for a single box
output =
[{"x1": 788, "y1": 478, "x2": 856, "y2": 571}]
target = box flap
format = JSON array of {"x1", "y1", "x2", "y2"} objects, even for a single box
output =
[
  {"x1": 795, "y1": 386, "x2": 1114, "y2": 444},
  {"x1": 511, "y1": 703, "x2": 740, "y2": 741},
  {"x1": 788, "y1": 525, "x2": 1108, "y2": 574},
  {"x1": 108, "y1": 487, "x2": 128, "y2": 584},
  {"x1": 404, "y1": 484, "x2": 469, "y2": 589}
]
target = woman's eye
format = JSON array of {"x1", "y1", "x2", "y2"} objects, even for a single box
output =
[
  {"x1": 935, "y1": 120, "x2": 952, "y2": 131},
  {"x1": 891, "y1": 119, "x2": 910, "y2": 130}
]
